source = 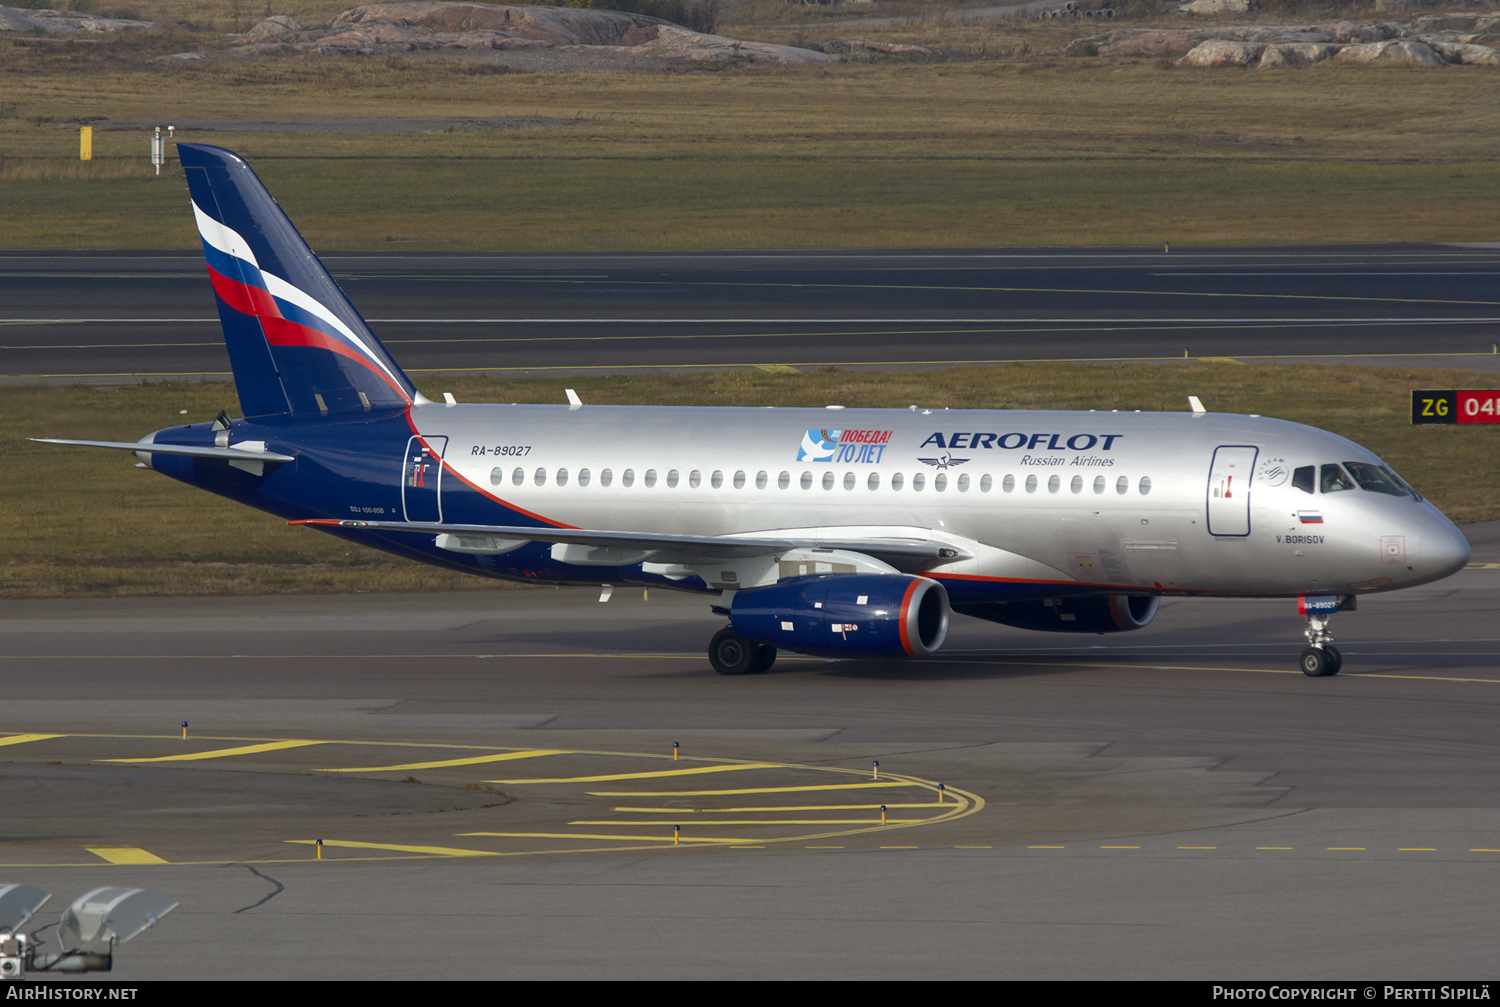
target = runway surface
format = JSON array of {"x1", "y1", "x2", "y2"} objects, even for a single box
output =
[
  {"x1": 4, "y1": 245, "x2": 1500, "y2": 383},
  {"x1": 2, "y1": 528, "x2": 1499, "y2": 979}
]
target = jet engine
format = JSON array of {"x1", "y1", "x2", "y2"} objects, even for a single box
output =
[
  {"x1": 956, "y1": 594, "x2": 1159, "y2": 634},
  {"x1": 730, "y1": 574, "x2": 950, "y2": 658}
]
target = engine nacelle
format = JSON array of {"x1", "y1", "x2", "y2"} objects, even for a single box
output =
[
  {"x1": 730, "y1": 574, "x2": 950, "y2": 658},
  {"x1": 955, "y1": 594, "x2": 1159, "y2": 634}
]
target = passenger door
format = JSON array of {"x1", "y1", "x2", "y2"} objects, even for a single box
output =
[
  {"x1": 1207, "y1": 445, "x2": 1257, "y2": 537},
  {"x1": 402, "y1": 435, "x2": 448, "y2": 523}
]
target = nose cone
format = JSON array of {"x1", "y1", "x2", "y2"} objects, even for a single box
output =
[{"x1": 1414, "y1": 516, "x2": 1471, "y2": 584}]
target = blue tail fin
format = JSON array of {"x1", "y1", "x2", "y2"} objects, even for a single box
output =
[{"x1": 178, "y1": 143, "x2": 417, "y2": 419}]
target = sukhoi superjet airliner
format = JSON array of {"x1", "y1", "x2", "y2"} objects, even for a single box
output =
[{"x1": 37, "y1": 145, "x2": 1471, "y2": 677}]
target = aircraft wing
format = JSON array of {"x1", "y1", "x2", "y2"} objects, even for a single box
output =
[
  {"x1": 291, "y1": 518, "x2": 967, "y2": 568},
  {"x1": 32, "y1": 439, "x2": 297, "y2": 463}
]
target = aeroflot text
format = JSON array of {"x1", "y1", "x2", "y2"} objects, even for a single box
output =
[
  {"x1": 919, "y1": 433, "x2": 1124, "y2": 451},
  {"x1": 1211, "y1": 990, "x2": 1490, "y2": 1001}
]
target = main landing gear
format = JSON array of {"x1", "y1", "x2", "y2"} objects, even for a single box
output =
[
  {"x1": 1300, "y1": 610, "x2": 1343, "y2": 678},
  {"x1": 709, "y1": 626, "x2": 777, "y2": 676}
]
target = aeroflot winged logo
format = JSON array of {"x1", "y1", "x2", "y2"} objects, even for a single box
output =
[
  {"x1": 796, "y1": 429, "x2": 893, "y2": 464},
  {"x1": 190, "y1": 199, "x2": 410, "y2": 400}
]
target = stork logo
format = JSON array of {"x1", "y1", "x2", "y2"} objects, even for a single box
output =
[{"x1": 796, "y1": 429, "x2": 893, "y2": 464}]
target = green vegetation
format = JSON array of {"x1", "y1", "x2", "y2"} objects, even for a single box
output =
[{"x1": 3, "y1": 361, "x2": 1496, "y2": 599}]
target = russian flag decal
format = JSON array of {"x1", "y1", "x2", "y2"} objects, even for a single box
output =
[{"x1": 1298, "y1": 511, "x2": 1324, "y2": 524}]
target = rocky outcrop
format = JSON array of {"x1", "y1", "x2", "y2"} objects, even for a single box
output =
[
  {"x1": 806, "y1": 39, "x2": 960, "y2": 58},
  {"x1": 217, "y1": 2, "x2": 837, "y2": 65},
  {"x1": 1334, "y1": 39, "x2": 1446, "y2": 65},
  {"x1": 247, "y1": 15, "x2": 300, "y2": 37},
  {"x1": 1053, "y1": 15, "x2": 1500, "y2": 69},
  {"x1": 1178, "y1": 39, "x2": 1263, "y2": 66},
  {"x1": 0, "y1": 5, "x2": 152, "y2": 32}
]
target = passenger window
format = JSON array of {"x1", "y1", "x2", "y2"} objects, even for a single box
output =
[
  {"x1": 958, "y1": 473, "x2": 970, "y2": 492},
  {"x1": 490, "y1": 467, "x2": 503, "y2": 487},
  {"x1": 1292, "y1": 466, "x2": 1315, "y2": 494},
  {"x1": 622, "y1": 469, "x2": 635, "y2": 488},
  {"x1": 891, "y1": 473, "x2": 904, "y2": 491},
  {"x1": 534, "y1": 468, "x2": 547, "y2": 486},
  {"x1": 822, "y1": 472, "x2": 835, "y2": 490},
  {"x1": 1024, "y1": 474, "x2": 1037, "y2": 493},
  {"x1": 935, "y1": 474, "x2": 947, "y2": 492},
  {"x1": 601, "y1": 469, "x2": 613, "y2": 487},
  {"x1": 1003, "y1": 474, "x2": 1015, "y2": 493},
  {"x1": 980, "y1": 474, "x2": 992, "y2": 493},
  {"x1": 1115, "y1": 476, "x2": 1128, "y2": 495},
  {"x1": 734, "y1": 470, "x2": 746, "y2": 489},
  {"x1": 687, "y1": 470, "x2": 700, "y2": 489},
  {"x1": 800, "y1": 471, "x2": 813, "y2": 490},
  {"x1": 1047, "y1": 475, "x2": 1060, "y2": 494},
  {"x1": 577, "y1": 468, "x2": 590, "y2": 487},
  {"x1": 867, "y1": 472, "x2": 880, "y2": 491},
  {"x1": 512, "y1": 467, "x2": 524, "y2": 487},
  {"x1": 1320, "y1": 463, "x2": 1355, "y2": 493},
  {"x1": 667, "y1": 469, "x2": 680, "y2": 488},
  {"x1": 644, "y1": 469, "x2": 657, "y2": 488},
  {"x1": 1070, "y1": 475, "x2": 1083, "y2": 494},
  {"x1": 843, "y1": 472, "x2": 856, "y2": 490},
  {"x1": 556, "y1": 468, "x2": 568, "y2": 487},
  {"x1": 913, "y1": 473, "x2": 925, "y2": 491}
]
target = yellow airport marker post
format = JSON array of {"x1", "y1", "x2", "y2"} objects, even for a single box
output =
[
  {"x1": 872, "y1": 761, "x2": 879, "y2": 781},
  {"x1": 880, "y1": 805, "x2": 887, "y2": 825},
  {"x1": 937, "y1": 783, "x2": 946, "y2": 803},
  {"x1": 672, "y1": 742, "x2": 679, "y2": 761},
  {"x1": 181, "y1": 721, "x2": 188, "y2": 741},
  {"x1": 80, "y1": 127, "x2": 91, "y2": 161},
  {"x1": 315, "y1": 839, "x2": 322, "y2": 860},
  {"x1": 673, "y1": 825, "x2": 679, "y2": 846}
]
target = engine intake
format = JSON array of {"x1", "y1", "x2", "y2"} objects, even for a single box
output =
[
  {"x1": 730, "y1": 574, "x2": 950, "y2": 658},
  {"x1": 955, "y1": 594, "x2": 1159, "y2": 634}
]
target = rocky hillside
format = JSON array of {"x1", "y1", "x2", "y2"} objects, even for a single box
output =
[{"x1": 1050, "y1": 12, "x2": 1500, "y2": 67}]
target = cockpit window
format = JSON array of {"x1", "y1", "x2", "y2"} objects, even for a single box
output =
[
  {"x1": 1344, "y1": 461, "x2": 1417, "y2": 498},
  {"x1": 1320, "y1": 463, "x2": 1355, "y2": 493},
  {"x1": 1292, "y1": 465, "x2": 1315, "y2": 494}
]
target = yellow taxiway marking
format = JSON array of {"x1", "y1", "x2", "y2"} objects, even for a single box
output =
[
  {"x1": 1101, "y1": 846, "x2": 1141, "y2": 849},
  {"x1": 955, "y1": 845, "x2": 993, "y2": 849},
  {"x1": 85, "y1": 847, "x2": 168, "y2": 865},
  {"x1": 730, "y1": 846, "x2": 765, "y2": 850},
  {"x1": 1471, "y1": 848, "x2": 1500, "y2": 852},
  {"x1": 1178, "y1": 846, "x2": 1218, "y2": 850},
  {"x1": 569, "y1": 819, "x2": 927, "y2": 826},
  {"x1": 0, "y1": 733, "x2": 64, "y2": 748},
  {"x1": 880, "y1": 846, "x2": 918, "y2": 849},
  {"x1": 808, "y1": 845, "x2": 844, "y2": 849},
  {"x1": 492, "y1": 764, "x2": 779, "y2": 785},
  {"x1": 591, "y1": 781, "x2": 923, "y2": 797},
  {"x1": 1399, "y1": 848, "x2": 1438, "y2": 851},
  {"x1": 102, "y1": 740, "x2": 324, "y2": 763},
  {"x1": 1028, "y1": 845, "x2": 1065, "y2": 849},
  {"x1": 1327, "y1": 847, "x2": 1367, "y2": 851},
  {"x1": 319, "y1": 749, "x2": 568, "y2": 773},
  {"x1": 611, "y1": 803, "x2": 945, "y2": 813},
  {"x1": 456, "y1": 832, "x2": 749, "y2": 844},
  {"x1": 286, "y1": 839, "x2": 498, "y2": 857},
  {"x1": 1257, "y1": 847, "x2": 1294, "y2": 850}
]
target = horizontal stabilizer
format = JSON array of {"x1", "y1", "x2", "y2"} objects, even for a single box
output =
[{"x1": 32, "y1": 438, "x2": 296, "y2": 462}]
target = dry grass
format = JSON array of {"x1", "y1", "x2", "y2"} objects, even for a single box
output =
[
  {"x1": 2, "y1": 44, "x2": 1498, "y2": 249},
  {"x1": 4, "y1": 361, "x2": 1497, "y2": 599}
]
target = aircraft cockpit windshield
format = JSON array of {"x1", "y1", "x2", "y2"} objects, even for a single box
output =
[{"x1": 1291, "y1": 463, "x2": 1418, "y2": 498}]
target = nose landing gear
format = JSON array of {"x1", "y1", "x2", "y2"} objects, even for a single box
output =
[{"x1": 1300, "y1": 610, "x2": 1343, "y2": 677}]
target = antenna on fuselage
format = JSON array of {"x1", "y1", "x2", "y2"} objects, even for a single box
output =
[{"x1": 1187, "y1": 396, "x2": 1206, "y2": 416}]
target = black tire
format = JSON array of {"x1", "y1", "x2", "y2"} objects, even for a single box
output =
[
  {"x1": 709, "y1": 627, "x2": 759, "y2": 676},
  {"x1": 1300, "y1": 647, "x2": 1334, "y2": 677},
  {"x1": 1325, "y1": 646, "x2": 1343, "y2": 675},
  {"x1": 751, "y1": 644, "x2": 778, "y2": 675}
]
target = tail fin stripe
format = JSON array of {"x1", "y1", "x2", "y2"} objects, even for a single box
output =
[{"x1": 194, "y1": 199, "x2": 410, "y2": 400}]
